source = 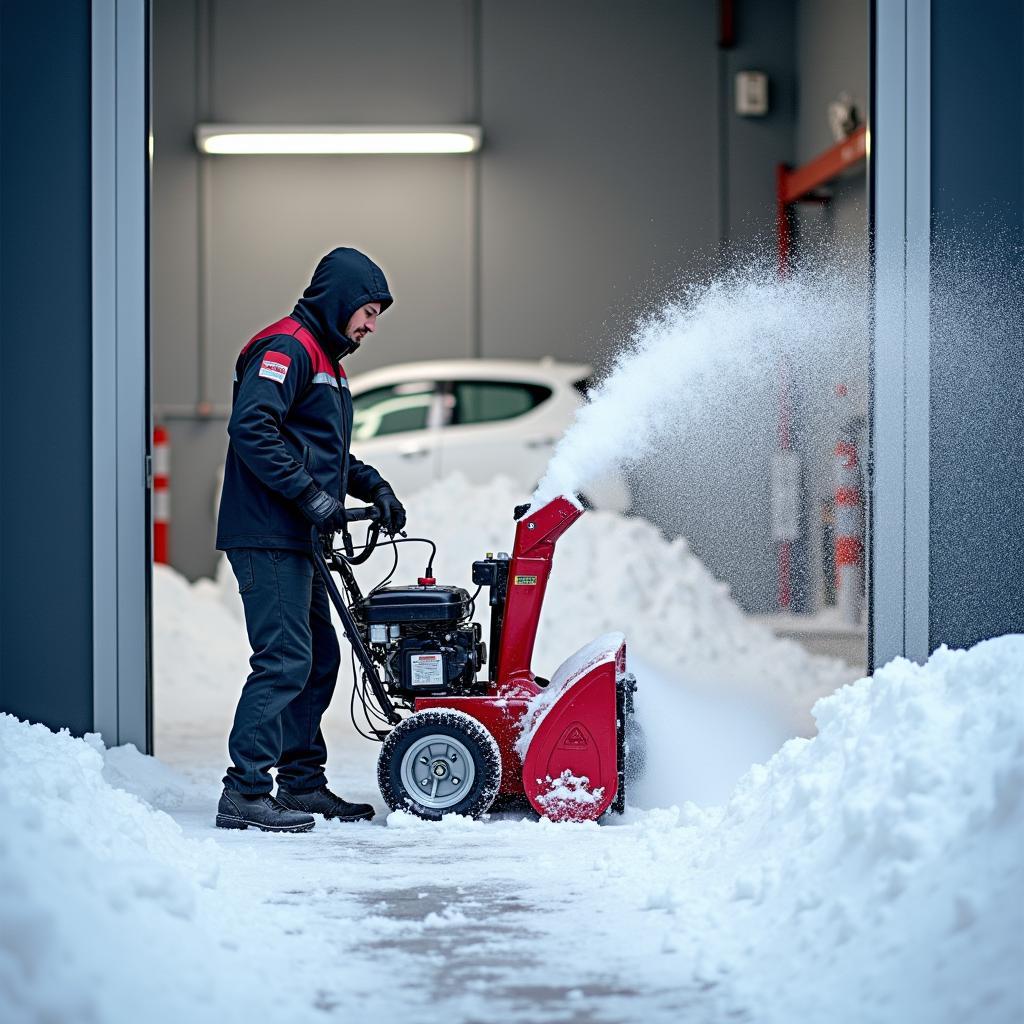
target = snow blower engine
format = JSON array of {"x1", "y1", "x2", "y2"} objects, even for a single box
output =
[{"x1": 312, "y1": 497, "x2": 639, "y2": 822}]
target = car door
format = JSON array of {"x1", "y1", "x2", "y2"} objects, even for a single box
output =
[
  {"x1": 435, "y1": 378, "x2": 556, "y2": 490},
  {"x1": 350, "y1": 380, "x2": 443, "y2": 494}
]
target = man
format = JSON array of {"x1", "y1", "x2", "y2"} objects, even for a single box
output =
[{"x1": 214, "y1": 247, "x2": 406, "y2": 833}]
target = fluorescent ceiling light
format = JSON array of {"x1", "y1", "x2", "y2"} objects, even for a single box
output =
[{"x1": 195, "y1": 124, "x2": 482, "y2": 155}]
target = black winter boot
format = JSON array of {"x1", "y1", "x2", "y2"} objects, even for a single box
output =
[
  {"x1": 276, "y1": 785, "x2": 375, "y2": 822},
  {"x1": 216, "y1": 789, "x2": 315, "y2": 832}
]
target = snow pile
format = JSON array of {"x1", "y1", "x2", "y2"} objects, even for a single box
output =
[
  {"x1": 0, "y1": 715, "x2": 253, "y2": 1024},
  {"x1": 620, "y1": 637, "x2": 1024, "y2": 1023},
  {"x1": 154, "y1": 564, "x2": 252, "y2": 731},
  {"x1": 101, "y1": 740, "x2": 194, "y2": 810},
  {"x1": 395, "y1": 474, "x2": 853, "y2": 717},
  {"x1": 152, "y1": 563, "x2": 254, "y2": 785}
]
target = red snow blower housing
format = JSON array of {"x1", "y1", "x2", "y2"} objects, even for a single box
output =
[{"x1": 312, "y1": 496, "x2": 639, "y2": 822}]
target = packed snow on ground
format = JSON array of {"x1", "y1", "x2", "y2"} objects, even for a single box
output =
[{"x1": 4, "y1": 477, "x2": 1021, "y2": 1022}]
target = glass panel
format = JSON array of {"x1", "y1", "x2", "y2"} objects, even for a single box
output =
[
  {"x1": 452, "y1": 381, "x2": 552, "y2": 425},
  {"x1": 352, "y1": 383, "x2": 433, "y2": 440}
]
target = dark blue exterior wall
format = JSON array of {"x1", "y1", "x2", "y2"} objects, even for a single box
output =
[
  {"x1": 929, "y1": 0, "x2": 1024, "y2": 648},
  {"x1": 0, "y1": 1, "x2": 94, "y2": 732}
]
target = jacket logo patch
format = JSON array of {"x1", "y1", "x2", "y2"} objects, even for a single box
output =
[{"x1": 259, "y1": 351, "x2": 291, "y2": 383}]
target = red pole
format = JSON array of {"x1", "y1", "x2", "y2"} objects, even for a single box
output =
[
  {"x1": 153, "y1": 425, "x2": 170, "y2": 564},
  {"x1": 833, "y1": 385, "x2": 864, "y2": 622}
]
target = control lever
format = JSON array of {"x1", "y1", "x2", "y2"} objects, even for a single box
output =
[{"x1": 340, "y1": 505, "x2": 377, "y2": 557}]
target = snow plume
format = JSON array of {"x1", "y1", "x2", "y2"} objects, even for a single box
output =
[
  {"x1": 620, "y1": 636, "x2": 1024, "y2": 1023},
  {"x1": 533, "y1": 262, "x2": 866, "y2": 506}
]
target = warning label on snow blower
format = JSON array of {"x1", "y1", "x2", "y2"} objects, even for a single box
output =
[
  {"x1": 409, "y1": 653, "x2": 444, "y2": 688},
  {"x1": 514, "y1": 575, "x2": 538, "y2": 585}
]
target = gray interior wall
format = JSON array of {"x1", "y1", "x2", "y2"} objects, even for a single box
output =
[
  {"x1": 0, "y1": 1, "x2": 94, "y2": 733},
  {"x1": 722, "y1": 0, "x2": 799, "y2": 250},
  {"x1": 153, "y1": 0, "x2": 868, "y2": 619},
  {"x1": 478, "y1": 1, "x2": 719, "y2": 362},
  {"x1": 151, "y1": 0, "x2": 201, "y2": 411}
]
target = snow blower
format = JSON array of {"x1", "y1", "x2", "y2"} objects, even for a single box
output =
[{"x1": 312, "y1": 496, "x2": 639, "y2": 822}]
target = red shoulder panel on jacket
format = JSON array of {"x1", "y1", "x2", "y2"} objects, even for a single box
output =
[{"x1": 239, "y1": 316, "x2": 336, "y2": 376}]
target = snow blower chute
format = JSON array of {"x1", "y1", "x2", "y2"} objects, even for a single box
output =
[{"x1": 312, "y1": 496, "x2": 639, "y2": 822}]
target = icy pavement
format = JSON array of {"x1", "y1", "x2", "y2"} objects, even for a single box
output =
[{"x1": 166, "y1": 799, "x2": 729, "y2": 1024}]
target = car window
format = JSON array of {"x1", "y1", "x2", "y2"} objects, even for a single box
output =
[
  {"x1": 451, "y1": 381, "x2": 552, "y2": 426},
  {"x1": 352, "y1": 383, "x2": 434, "y2": 440}
]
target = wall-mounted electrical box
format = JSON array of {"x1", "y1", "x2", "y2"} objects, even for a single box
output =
[{"x1": 735, "y1": 70, "x2": 769, "y2": 116}]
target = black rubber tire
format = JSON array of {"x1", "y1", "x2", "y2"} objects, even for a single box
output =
[
  {"x1": 610, "y1": 674, "x2": 643, "y2": 816},
  {"x1": 377, "y1": 710, "x2": 502, "y2": 821}
]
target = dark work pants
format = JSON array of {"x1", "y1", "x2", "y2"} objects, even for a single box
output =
[{"x1": 223, "y1": 548, "x2": 341, "y2": 795}]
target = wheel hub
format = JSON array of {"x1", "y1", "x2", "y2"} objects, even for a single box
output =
[{"x1": 400, "y1": 734, "x2": 476, "y2": 810}]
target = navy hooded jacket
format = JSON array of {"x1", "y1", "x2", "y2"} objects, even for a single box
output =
[{"x1": 215, "y1": 248, "x2": 393, "y2": 552}]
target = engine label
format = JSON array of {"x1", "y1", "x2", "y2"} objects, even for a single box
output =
[
  {"x1": 514, "y1": 575, "x2": 538, "y2": 585},
  {"x1": 409, "y1": 653, "x2": 444, "y2": 688}
]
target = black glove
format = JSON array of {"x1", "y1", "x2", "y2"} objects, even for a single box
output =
[
  {"x1": 298, "y1": 484, "x2": 346, "y2": 533},
  {"x1": 371, "y1": 482, "x2": 406, "y2": 535}
]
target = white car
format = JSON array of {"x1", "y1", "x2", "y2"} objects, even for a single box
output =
[{"x1": 348, "y1": 358, "x2": 630, "y2": 510}]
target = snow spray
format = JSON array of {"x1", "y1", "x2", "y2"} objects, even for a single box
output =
[{"x1": 533, "y1": 259, "x2": 868, "y2": 507}]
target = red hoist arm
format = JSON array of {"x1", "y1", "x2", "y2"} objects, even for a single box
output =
[{"x1": 495, "y1": 496, "x2": 584, "y2": 690}]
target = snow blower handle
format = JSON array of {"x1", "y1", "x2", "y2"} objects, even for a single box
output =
[
  {"x1": 343, "y1": 506, "x2": 379, "y2": 523},
  {"x1": 308, "y1": 507, "x2": 380, "y2": 561},
  {"x1": 336, "y1": 505, "x2": 382, "y2": 563}
]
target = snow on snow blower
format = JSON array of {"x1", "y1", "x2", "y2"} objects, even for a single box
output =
[{"x1": 312, "y1": 496, "x2": 638, "y2": 822}]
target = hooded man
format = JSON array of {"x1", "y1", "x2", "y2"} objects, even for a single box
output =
[{"x1": 214, "y1": 248, "x2": 406, "y2": 833}]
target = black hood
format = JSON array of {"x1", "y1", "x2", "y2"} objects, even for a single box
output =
[{"x1": 292, "y1": 247, "x2": 393, "y2": 360}]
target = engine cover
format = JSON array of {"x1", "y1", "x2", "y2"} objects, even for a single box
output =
[{"x1": 358, "y1": 585, "x2": 470, "y2": 624}]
